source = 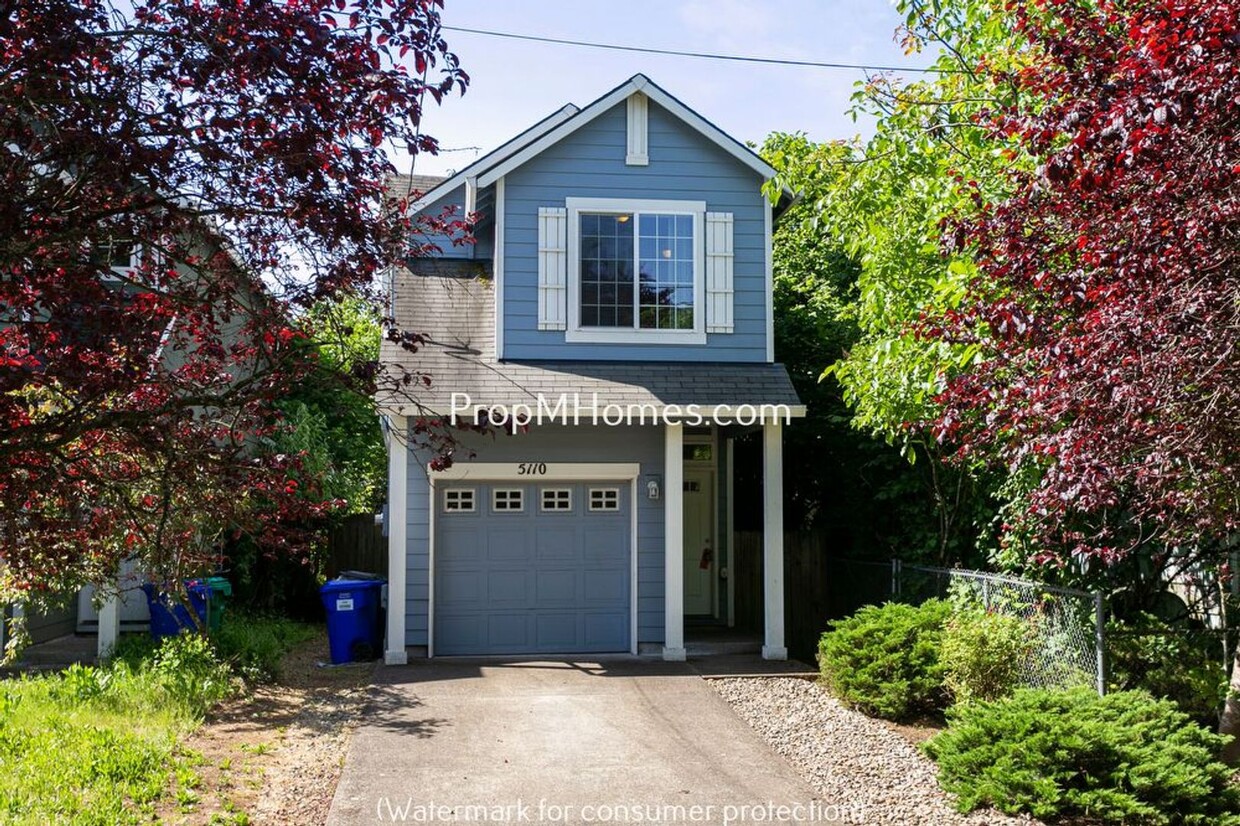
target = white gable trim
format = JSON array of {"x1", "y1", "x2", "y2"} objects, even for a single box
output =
[
  {"x1": 408, "y1": 103, "x2": 580, "y2": 213},
  {"x1": 626, "y1": 92, "x2": 649, "y2": 166},
  {"x1": 476, "y1": 74, "x2": 778, "y2": 188},
  {"x1": 494, "y1": 176, "x2": 507, "y2": 358}
]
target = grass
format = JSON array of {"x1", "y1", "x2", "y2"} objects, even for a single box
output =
[{"x1": 0, "y1": 614, "x2": 316, "y2": 825}]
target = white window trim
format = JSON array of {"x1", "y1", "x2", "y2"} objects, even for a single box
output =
[{"x1": 565, "y1": 197, "x2": 707, "y2": 345}]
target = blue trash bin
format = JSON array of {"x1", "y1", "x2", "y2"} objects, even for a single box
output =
[
  {"x1": 321, "y1": 578, "x2": 385, "y2": 664},
  {"x1": 142, "y1": 583, "x2": 200, "y2": 639}
]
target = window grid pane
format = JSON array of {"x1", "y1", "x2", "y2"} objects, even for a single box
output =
[
  {"x1": 579, "y1": 213, "x2": 635, "y2": 328},
  {"x1": 588, "y1": 488, "x2": 620, "y2": 512},
  {"x1": 492, "y1": 488, "x2": 524, "y2": 512},
  {"x1": 444, "y1": 489, "x2": 475, "y2": 513},
  {"x1": 638, "y1": 213, "x2": 694, "y2": 330},
  {"x1": 541, "y1": 488, "x2": 572, "y2": 511}
]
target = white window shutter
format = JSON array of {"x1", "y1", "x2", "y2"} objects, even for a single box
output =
[
  {"x1": 705, "y1": 212, "x2": 734, "y2": 333},
  {"x1": 538, "y1": 206, "x2": 567, "y2": 331}
]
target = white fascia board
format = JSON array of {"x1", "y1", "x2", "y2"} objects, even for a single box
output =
[{"x1": 408, "y1": 103, "x2": 580, "y2": 214}]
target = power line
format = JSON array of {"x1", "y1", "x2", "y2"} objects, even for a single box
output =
[{"x1": 440, "y1": 25, "x2": 947, "y2": 75}]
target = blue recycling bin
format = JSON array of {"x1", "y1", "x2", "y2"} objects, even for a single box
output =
[
  {"x1": 142, "y1": 578, "x2": 231, "y2": 639},
  {"x1": 321, "y1": 577, "x2": 385, "y2": 664}
]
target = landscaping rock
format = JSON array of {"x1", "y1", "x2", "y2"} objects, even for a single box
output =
[{"x1": 710, "y1": 677, "x2": 1041, "y2": 826}]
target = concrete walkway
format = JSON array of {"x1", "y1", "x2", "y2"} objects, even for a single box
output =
[{"x1": 327, "y1": 657, "x2": 841, "y2": 826}]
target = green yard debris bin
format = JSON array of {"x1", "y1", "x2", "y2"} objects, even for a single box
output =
[{"x1": 187, "y1": 576, "x2": 233, "y2": 632}]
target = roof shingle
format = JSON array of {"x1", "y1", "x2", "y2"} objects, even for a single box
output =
[{"x1": 378, "y1": 268, "x2": 804, "y2": 419}]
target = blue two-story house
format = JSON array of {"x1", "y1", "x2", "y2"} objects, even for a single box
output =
[{"x1": 378, "y1": 75, "x2": 803, "y2": 663}]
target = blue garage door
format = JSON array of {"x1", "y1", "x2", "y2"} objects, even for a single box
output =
[{"x1": 435, "y1": 482, "x2": 631, "y2": 655}]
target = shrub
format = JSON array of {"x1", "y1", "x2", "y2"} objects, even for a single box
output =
[
  {"x1": 817, "y1": 599, "x2": 952, "y2": 719},
  {"x1": 923, "y1": 687, "x2": 1240, "y2": 825},
  {"x1": 940, "y1": 609, "x2": 1031, "y2": 704},
  {"x1": 213, "y1": 614, "x2": 316, "y2": 682},
  {"x1": 1107, "y1": 613, "x2": 1227, "y2": 728}
]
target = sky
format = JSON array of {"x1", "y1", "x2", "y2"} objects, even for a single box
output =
[{"x1": 408, "y1": 0, "x2": 933, "y2": 178}]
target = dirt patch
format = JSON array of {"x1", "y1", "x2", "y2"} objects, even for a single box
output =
[
  {"x1": 880, "y1": 714, "x2": 945, "y2": 746},
  {"x1": 157, "y1": 630, "x2": 376, "y2": 825}
]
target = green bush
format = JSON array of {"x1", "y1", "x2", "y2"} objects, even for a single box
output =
[
  {"x1": 1107, "y1": 613, "x2": 1227, "y2": 728},
  {"x1": 923, "y1": 687, "x2": 1240, "y2": 825},
  {"x1": 213, "y1": 614, "x2": 316, "y2": 682},
  {"x1": 817, "y1": 599, "x2": 952, "y2": 719},
  {"x1": 940, "y1": 609, "x2": 1031, "y2": 704}
]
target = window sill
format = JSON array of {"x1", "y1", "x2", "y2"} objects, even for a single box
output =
[{"x1": 564, "y1": 327, "x2": 707, "y2": 346}]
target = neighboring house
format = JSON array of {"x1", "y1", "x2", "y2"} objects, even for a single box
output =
[{"x1": 379, "y1": 75, "x2": 803, "y2": 662}]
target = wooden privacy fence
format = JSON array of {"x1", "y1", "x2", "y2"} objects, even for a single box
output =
[
  {"x1": 734, "y1": 529, "x2": 892, "y2": 663},
  {"x1": 326, "y1": 514, "x2": 388, "y2": 579}
]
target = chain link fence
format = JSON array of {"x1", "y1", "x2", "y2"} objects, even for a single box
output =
[
  {"x1": 824, "y1": 558, "x2": 1104, "y2": 695},
  {"x1": 819, "y1": 556, "x2": 1237, "y2": 722},
  {"x1": 894, "y1": 561, "x2": 1104, "y2": 695}
]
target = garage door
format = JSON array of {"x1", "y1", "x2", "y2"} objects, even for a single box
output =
[{"x1": 434, "y1": 481, "x2": 631, "y2": 655}]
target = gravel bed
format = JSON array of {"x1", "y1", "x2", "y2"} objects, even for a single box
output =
[{"x1": 710, "y1": 677, "x2": 1041, "y2": 826}]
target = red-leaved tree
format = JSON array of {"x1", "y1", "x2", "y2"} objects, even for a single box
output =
[
  {"x1": 937, "y1": 0, "x2": 1238, "y2": 563},
  {"x1": 932, "y1": 0, "x2": 1239, "y2": 742},
  {"x1": 0, "y1": 0, "x2": 469, "y2": 607}
]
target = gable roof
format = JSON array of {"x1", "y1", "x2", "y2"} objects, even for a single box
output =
[
  {"x1": 475, "y1": 74, "x2": 780, "y2": 188},
  {"x1": 407, "y1": 103, "x2": 580, "y2": 213}
]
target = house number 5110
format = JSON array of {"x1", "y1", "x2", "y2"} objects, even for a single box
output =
[{"x1": 517, "y1": 463, "x2": 548, "y2": 476}]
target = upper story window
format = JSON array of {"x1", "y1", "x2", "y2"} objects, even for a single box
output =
[
  {"x1": 565, "y1": 198, "x2": 706, "y2": 345},
  {"x1": 88, "y1": 237, "x2": 139, "y2": 280}
]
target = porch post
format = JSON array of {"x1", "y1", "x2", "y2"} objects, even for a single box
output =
[
  {"x1": 762, "y1": 419, "x2": 788, "y2": 660},
  {"x1": 97, "y1": 586, "x2": 120, "y2": 658},
  {"x1": 663, "y1": 422, "x2": 686, "y2": 661},
  {"x1": 384, "y1": 415, "x2": 409, "y2": 665}
]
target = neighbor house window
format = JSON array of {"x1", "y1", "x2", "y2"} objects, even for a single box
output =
[
  {"x1": 88, "y1": 237, "x2": 138, "y2": 280},
  {"x1": 566, "y1": 198, "x2": 706, "y2": 345}
]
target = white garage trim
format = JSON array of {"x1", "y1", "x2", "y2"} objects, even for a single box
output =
[
  {"x1": 427, "y1": 462, "x2": 641, "y2": 657},
  {"x1": 385, "y1": 415, "x2": 409, "y2": 665},
  {"x1": 431, "y1": 462, "x2": 639, "y2": 481}
]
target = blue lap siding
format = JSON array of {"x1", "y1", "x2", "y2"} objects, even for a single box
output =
[{"x1": 500, "y1": 100, "x2": 769, "y2": 363}]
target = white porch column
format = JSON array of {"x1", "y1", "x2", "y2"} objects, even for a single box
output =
[
  {"x1": 384, "y1": 415, "x2": 409, "y2": 665},
  {"x1": 96, "y1": 586, "x2": 121, "y2": 658},
  {"x1": 663, "y1": 422, "x2": 686, "y2": 661},
  {"x1": 762, "y1": 420, "x2": 788, "y2": 660}
]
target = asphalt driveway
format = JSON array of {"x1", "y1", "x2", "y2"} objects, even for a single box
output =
[{"x1": 326, "y1": 658, "x2": 843, "y2": 826}]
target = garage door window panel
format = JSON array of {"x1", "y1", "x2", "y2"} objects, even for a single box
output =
[
  {"x1": 443, "y1": 488, "x2": 476, "y2": 513},
  {"x1": 541, "y1": 488, "x2": 573, "y2": 512},
  {"x1": 492, "y1": 488, "x2": 524, "y2": 512},
  {"x1": 589, "y1": 488, "x2": 620, "y2": 512}
]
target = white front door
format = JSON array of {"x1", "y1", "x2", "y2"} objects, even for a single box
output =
[{"x1": 683, "y1": 469, "x2": 715, "y2": 616}]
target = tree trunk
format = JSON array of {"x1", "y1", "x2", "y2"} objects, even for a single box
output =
[{"x1": 1218, "y1": 648, "x2": 1240, "y2": 764}]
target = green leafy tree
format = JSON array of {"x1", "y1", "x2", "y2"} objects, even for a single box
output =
[{"x1": 767, "y1": 0, "x2": 1036, "y2": 563}]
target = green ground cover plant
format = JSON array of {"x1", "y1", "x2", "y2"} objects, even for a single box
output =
[
  {"x1": 923, "y1": 687, "x2": 1240, "y2": 825},
  {"x1": 0, "y1": 614, "x2": 313, "y2": 824}
]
